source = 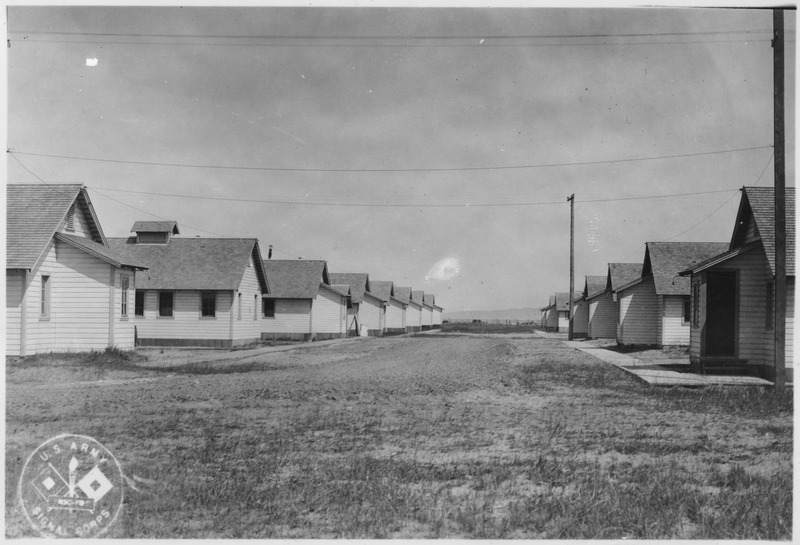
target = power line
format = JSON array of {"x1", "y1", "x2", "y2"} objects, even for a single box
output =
[
  {"x1": 7, "y1": 37, "x2": 774, "y2": 48},
  {"x1": 87, "y1": 185, "x2": 738, "y2": 208},
  {"x1": 8, "y1": 145, "x2": 773, "y2": 174},
  {"x1": 9, "y1": 154, "x2": 49, "y2": 185},
  {"x1": 7, "y1": 28, "x2": 773, "y2": 40}
]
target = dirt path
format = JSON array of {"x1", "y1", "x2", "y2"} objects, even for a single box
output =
[{"x1": 6, "y1": 333, "x2": 792, "y2": 539}]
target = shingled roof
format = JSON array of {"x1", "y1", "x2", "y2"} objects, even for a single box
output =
[
  {"x1": 56, "y1": 234, "x2": 146, "y2": 270},
  {"x1": 732, "y1": 186, "x2": 795, "y2": 275},
  {"x1": 329, "y1": 273, "x2": 369, "y2": 304},
  {"x1": 555, "y1": 292, "x2": 583, "y2": 311},
  {"x1": 642, "y1": 242, "x2": 729, "y2": 295},
  {"x1": 607, "y1": 263, "x2": 642, "y2": 292},
  {"x1": 394, "y1": 287, "x2": 412, "y2": 304},
  {"x1": 423, "y1": 293, "x2": 436, "y2": 306},
  {"x1": 584, "y1": 275, "x2": 607, "y2": 299},
  {"x1": 368, "y1": 280, "x2": 394, "y2": 303},
  {"x1": 260, "y1": 259, "x2": 330, "y2": 299},
  {"x1": 411, "y1": 290, "x2": 426, "y2": 306},
  {"x1": 108, "y1": 237, "x2": 268, "y2": 291},
  {"x1": 7, "y1": 184, "x2": 107, "y2": 269},
  {"x1": 131, "y1": 221, "x2": 179, "y2": 234}
]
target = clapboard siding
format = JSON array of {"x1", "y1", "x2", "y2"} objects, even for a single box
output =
[
  {"x1": 313, "y1": 288, "x2": 346, "y2": 335},
  {"x1": 360, "y1": 295, "x2": 383, "y2": 333},
  {"x1": 6, "y1": 271, "x2": 24, "y2": 355},
  {"x1": 689, "y1": 276, "x2": 704, "y2": 357},
  {"x1": 433, "y1": 308, "x2": 442, "y2": 326},
  {"x1": 588, "y1": 292, "x2": 616, "y2": 338},
  {"x1": 661, "y1": 295, "x2": 690, "y2": 346},
  {"x1": 617, "y1": 277, "x2": 658, "y2": 345},
  {"x1": 406, "y1": 303, "x2": 422, "y2": 332},
  {"x1": 136, "y1": 290, "x2": 235, "y2": 341},
  {"x1": 25, "y1": 241, "x2": 126, "y2": 353},
  {"x1": 263, "y1": 298, "x2": 312, "y2": 335},
  {"x1": 572, "y1": 299, "x2": 589, "y2": 336},
  {"x1": 786, "y1": 279, "x2": 794, "y2": 370},
  {"x1": 737, "y1": 250, "x2": 771, "y2": 364},
  {"x1": 385, "y1": 299, "x2": 405, "y2": 330},
  {"x1": 113, "y1": 271, "x2": 136, "y2": 350},
  {"x1": 233, "y1": 254, "x2": 264, "y2": 342}
]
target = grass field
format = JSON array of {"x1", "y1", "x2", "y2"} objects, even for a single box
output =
[{"x1": 5, "y1": 335, "x2": 792, "y2": 538}]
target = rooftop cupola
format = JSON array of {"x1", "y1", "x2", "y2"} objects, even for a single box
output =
[{"x1": 131, "y1": 221, "x2": 180, "y2": 244}]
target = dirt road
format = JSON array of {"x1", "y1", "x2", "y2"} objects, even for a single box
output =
[{"x1": 6, "y1": 333, "x2": 792, "y2": 539}]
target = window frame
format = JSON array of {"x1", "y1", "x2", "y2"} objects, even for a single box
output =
[
  {"x1": 766, "y1": 281, "x2": 775, "y2": 330},
  {"x1": 681, "y1": 295, "x2": 691, "y2": 325},
  {"x1": 200, "y1": 291, "x2": 217, "y2": 318},
  {"x1": 40, "y1": 275, "x2": 51, "y2": 320},
  {"x1": 237, "y1": 293, "x2": 242, "y2": 321},
  {"x1": 120, "y1": 276, "x2": 130, "y2": 318},
  {"x1": 262, "y1": 298, "x2": 275, "y2": 318},
  {"x1": 158, "y1": 291, "x2": 175, "y2": 318},
  {"x1": 135, "y1": 290, "x2": 145, "y2": 317},
  {"x1": 691, "y1": 282, "x2": 700, "y2": 327}
]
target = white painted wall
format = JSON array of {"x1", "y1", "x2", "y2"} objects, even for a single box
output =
[
  {"x1": 262, "y1": 298, "x2": 312, "y2": 334},
  {"x1": 617, "y1": 277, "x2": 659, "y2": 345},
  {"x1": 312, "y1": 287, "x2": 347, "y2": 334}
]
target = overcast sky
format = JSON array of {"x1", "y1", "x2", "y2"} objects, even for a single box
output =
[{"x1": 6, "y1": 5, "x2": 796, "y2": 313}]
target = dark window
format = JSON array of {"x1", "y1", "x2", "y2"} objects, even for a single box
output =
[
  {"x1": 237, "y1": 293, "x2": 242, "y2": 320},
  {"x1": 201, "y1": 291, "x2": 216, "y2": 317},
  {"x1": 135, "y1": 290, "x2": 145, "y2": 316},
  {"x1": 766, "y1": 281, "x2": 774, "y2": 330},
  {"x1": 159, "y1": 291, "x2": 174, "y2": 317},
  {"x1": 682, "y1": 296, "x2": 691, "y2": 324},
  {"x1": 254, "y1": 295, "x2": 259, "y2": 320},
  {"x1": 692, "y1": 283, "x2": 700, "y2": 327},
  {"x1": 121, "y1": 277, "x2": 129, "y2": 317},
  {"x1": 41, "y1": 275, "x2": 51, "y2": 318},
  {"x1": 262, "y1": 299, "x2": 275, "y2": 318}
]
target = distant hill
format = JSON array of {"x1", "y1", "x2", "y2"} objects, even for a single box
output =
[{"x1": 443, "y1": 308, "x2": 540, "y2": 324}]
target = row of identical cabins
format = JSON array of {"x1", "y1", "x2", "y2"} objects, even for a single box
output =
[
  {"x1": 540, "y1": 187, "x2": 795, "y2": 383},
  {"x1": 6, "y1": 184, "x2": 444, "y2": 357}
]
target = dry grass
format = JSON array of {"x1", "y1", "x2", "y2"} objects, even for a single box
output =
[{"x1": 5, "y1": 336, "x2": 792, "y2": 539}]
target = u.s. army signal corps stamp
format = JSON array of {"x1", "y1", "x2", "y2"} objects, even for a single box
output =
[{"x1": 18, "y1": 434, "x2": 125, "y2": 538}]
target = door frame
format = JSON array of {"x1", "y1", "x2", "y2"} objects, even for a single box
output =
[{"x1": 701, "y1": 269, "x2": 739, "y2": 358}]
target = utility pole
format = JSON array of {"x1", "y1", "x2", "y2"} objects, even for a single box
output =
[
  {"x1": 773, "y1": 9, "x2": 786, "y2": 392},
  {"x1": 568, "y1": 194, "x2": 575, "y2": 341}
]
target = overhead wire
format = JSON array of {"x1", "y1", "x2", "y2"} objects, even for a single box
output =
[
  {"x1": 86, "y1": 185, "x2": 739, "y2": 208},
  {"x1": 7, "y1": 145, "x2": 773, "y2": 174}
]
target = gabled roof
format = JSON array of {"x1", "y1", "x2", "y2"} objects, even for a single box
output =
[
  {"x1": 540, "y1": 294, "x2": 556, "y2": 312},
  {"x1": 261, "y1": 259, "x2": 329, "y2": 298},
  {"x1": 607, "y1": 263, "x2": 642, "y2": 292},
  {"x1": 368, "y1": 280, "x2": 394, "y2": 303},
  {"x1": 394, "y1": 286, "x2": 412, "y2": 303},
  {"x1": 329, "y1": 273, "x2": 369, "y2": 304},
  {"x1": 56, "y1": 233, "x2": 147, "y2": 271},
  {"x1": 584, "y1": 275, "x2": 607, "y2": 299},
  {"x1": 7, "y1": 184, "x2": 106, "y2": 270},
  {"x1": 108, "y1": 237, "x2": 268, "y2": 291},
  {"x1": 131, "y1": 221, "x2": 180, "y2": 234},
  {"x1": 411, "y1": 290, "x2": 426, "y2": 305},
  {"x1": 423, "y1": 293, "x2": 436, "y2": 306},
  {"x1": 642, "y1": 242, "x2": 729, "y2": 295},
  {"x1": 556, "y1": 291, "x2": 582, "y2": 311},
  {"x1": 330, "y1": 284, "x2": 351, "y2": 298},
  {"x1": 731, "y1": 186, "x2": 795, "y2": 275}
]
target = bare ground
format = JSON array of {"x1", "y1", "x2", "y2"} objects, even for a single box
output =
[{"x1": 5, "y1": 334, "x2": 792, "y2": 538}]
